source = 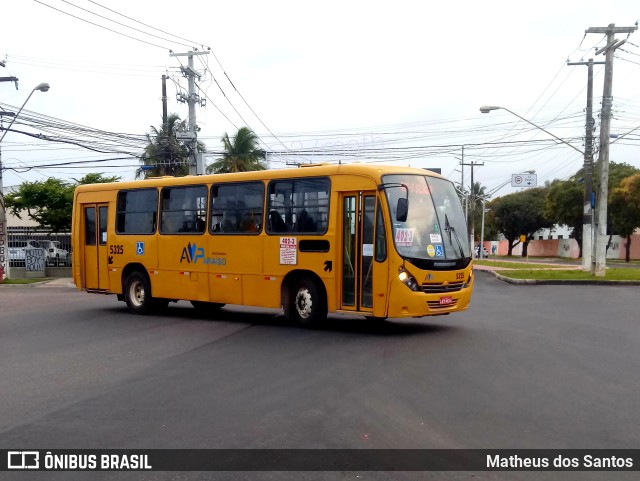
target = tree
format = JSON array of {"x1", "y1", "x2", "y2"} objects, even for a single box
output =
[
  {"x1": 137, "y1": 114, "x2": 205, "y2": 178},
  {"x1": 609, "y1": 174, "x2": 640, "y2": 262},
  {"x1": 490, "y1": 187, "x2": 553, "y2": 256},
  {"x1": 74, "y1": 173, "x2": 121, "y2": 185},
  {"x1": 599, "y1": 161, "x2": 640, "y2": 191},
  {"x1": 543, "y1": 162, "x2": 640, "y2": 257},
  {"x1": 5, "y1": 174, "x2": 120, "y2": 232},
  {"x1": 206, "y1": 127, "x2": 267, "y2": 174},
  {"x1": 468, "y1": 181, "x2": 487, "y2": 241},
  {"x1": 544, "y1": 177, "x2": 583, "y2": 255}
]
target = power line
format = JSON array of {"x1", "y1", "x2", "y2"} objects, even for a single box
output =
[
  {"x1": 59, "y1": 0, "x2": 194, "y2": 48},
  {"x1": 86, "y1": 0, "x2": 204, "y2": 47},
  {"x1": 32, "y1": 0, "x2": 172, "y2": 50}
]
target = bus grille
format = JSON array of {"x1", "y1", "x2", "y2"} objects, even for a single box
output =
[
  {"x1": 427, "y1": 299, "x2": 459, "y2": 309},
  {"x1": 421, "y1": 281, "x2": 464, "y2": 294}
]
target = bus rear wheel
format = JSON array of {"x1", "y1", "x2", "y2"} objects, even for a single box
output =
[
  {"x1": 124, "y1": 271, "x2": 154, "y2": 315},
  {"x1": 287, "y1": 277, "x2": 327, "y2": 327}
]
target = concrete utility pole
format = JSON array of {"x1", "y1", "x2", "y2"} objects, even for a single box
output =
[
  {"x1": 586, "y1": 23, "x2": 638, "y2": 276},
  {"x1": 462, "y1": 159, "x2": 484, "y2": 249},
  {"x1": 161, "y1": 74, "x2": 169, "y2": 171},
  {"x1": 170, "y1": 50, "x2": 209, "y2": 175},
  {"x1": 0, "y1": 76, "x2": 17, "y2": 281},
  {"x1": 0, "y1": 81, "x2": 49, "y2": 281},
  {"x1": 567, "y1": 58, "x2": 605, "y2": 272},
  {"x1": 459, "y1": 146, "x2": 467, "y2": 222}
]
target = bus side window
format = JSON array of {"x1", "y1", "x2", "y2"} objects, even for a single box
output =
[
  {"x1": 211, "y1": 181, "x2": 265, "y2": 235},
  {"x1": 116, "y1": 189, "x2": 158, "y2": 235},
  {"x1": 159, "y1": 185, "x2": 207, "y2": 235},
  {"x1": 267, "y1": 177, "x2": 330, "y2": 235}
]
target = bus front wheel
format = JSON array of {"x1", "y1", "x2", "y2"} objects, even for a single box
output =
[
  {"x1": 124, "y1": 271, "x2": 154, "y2": 315},
  {"x1": 287, "y1": 277, "x2": 327, "y2": 327}
]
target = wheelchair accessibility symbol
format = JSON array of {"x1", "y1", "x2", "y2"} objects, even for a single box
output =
[
  {"x1": 136, "y1": 242, "x2": 145, "y2": 256},
  {"x1": 434, "y1": 245, "x2": 444, "y2": 257}
]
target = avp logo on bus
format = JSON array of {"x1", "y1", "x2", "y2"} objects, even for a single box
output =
[
  {"x1": 180, "y1": 243, "x2": 227, "y2": 266},
  {"x1": 180, "y1": 242, "x2": 205, "y2": 264}
]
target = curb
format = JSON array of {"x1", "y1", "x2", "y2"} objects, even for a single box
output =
[
  {"x1": 0, "y1": 281, "x2": 52, "y2": 289},
  {"x1": 476, "y1": 268, "x2": 640, "y2": 286},
  {"x1": 0, "y1": 279, "x2": 75, "y2": 289}
]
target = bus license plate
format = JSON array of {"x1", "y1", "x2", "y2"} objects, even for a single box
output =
[{"x1": 439, "y1": 296, "x2": 453, "y2": 305}]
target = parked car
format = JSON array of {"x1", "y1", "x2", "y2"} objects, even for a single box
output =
[
  {"x1": 8, "y1": 241, "x2": 27, "y2": 266},
  {"x1": 475, "y1": 245, "x2": 490, "y2": 258},
  {"x1": 25, "y1": 240, "x2": 70, "y2": 266}
]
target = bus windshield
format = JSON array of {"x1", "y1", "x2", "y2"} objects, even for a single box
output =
[{"x1": 382, "y1": 174, "x2": 471, "y2": 261}]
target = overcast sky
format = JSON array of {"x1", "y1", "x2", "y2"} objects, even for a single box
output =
[{"x1": 2, "y1": 0, "x2": 639, "y2": 197}]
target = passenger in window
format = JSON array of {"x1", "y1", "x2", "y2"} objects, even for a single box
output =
[
  {"x1": 222, "y1": 219, "x2": 235, "y2": 233},
  {"x1": 296, "y1": 209, "x2": 315, "y2": 232},
  {"x1": 240, "y1": 212, "x2": 260, "y2": 233},
  {"x1": 269, "y1": 210, "x2": 287, "y2": 232}
]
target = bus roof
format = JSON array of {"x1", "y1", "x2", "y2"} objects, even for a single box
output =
[{"x1": 74, "y1": 163, "x2": 445, "y2": 193}]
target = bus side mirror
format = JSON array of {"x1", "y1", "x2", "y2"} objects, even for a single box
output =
[{"x1": 396, "y1": 198, "x2": 408, "y2": 222}]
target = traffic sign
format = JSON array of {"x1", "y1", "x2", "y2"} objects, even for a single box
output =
[{"x1": 511, "y1": 173, "x2": 537, "y2": 187}]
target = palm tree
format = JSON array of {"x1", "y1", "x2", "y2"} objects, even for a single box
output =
[
  {"x1": 136, "y1": 114, "x2": 205, "y2": 178},
  {"x1": 206, "y1": 127, "x2": 267, "y2": 174},
  {"x1": 468, "y1": 181, "x2": 487, "y2": 240}
]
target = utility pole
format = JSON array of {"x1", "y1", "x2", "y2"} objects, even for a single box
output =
[
  {"x1": 161, "y1": 75, "x2": 169, "y2": 173},
  {"x1": 461, "y1": 159, "x2": 484, "y2": 249},
  {"x1": 567, "y1": 58, "x2": 604, "y2": 272},
  {"x1": 0, "y1": 74, "x2": 19, "y2": 280},
  {"x1": 162, "y1": 75, "x2": 168, "y2": 133},
  {"x1": 457, "y1": 147, "x2": 469, "y2": 240},
  {"x1": 170, "y1": 50, "x2": 209, "y2": 175},
  {"x1": 586, "y1": 23, "x2": 638, "y2": 276},
  {"x1": 0, "y1": 137, "x2": 7, "y2": 281}
]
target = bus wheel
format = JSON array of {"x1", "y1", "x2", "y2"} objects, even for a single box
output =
[
  {"x1": 289, "y1": 277, "x2": 327, "y2": 327},
  {"x1": 124, "y1": 271, "x2": 153, "y2": 315}
]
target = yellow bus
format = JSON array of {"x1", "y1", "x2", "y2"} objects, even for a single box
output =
[{"x1": 72, "y1": 163, "x2": 473, "y2": 325}]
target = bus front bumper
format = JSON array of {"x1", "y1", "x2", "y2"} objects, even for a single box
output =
[{"x1": 386, "y1": 278, "x2": 473, "y2": 318}]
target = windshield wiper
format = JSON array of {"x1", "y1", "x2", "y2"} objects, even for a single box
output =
[{"x1": 444, "y1": 214, "x2": 466, "y2": 259}]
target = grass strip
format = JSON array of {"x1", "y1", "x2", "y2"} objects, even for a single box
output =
[
  {"x1": 474, "y1": 260, "x2": 570, "y2": 270},
  {"x1": 499, "y1": 268, "x2": 640, "y2": 281},
  {"x1": 1, "y1": 278, "x2": 53, "y2": 285}
]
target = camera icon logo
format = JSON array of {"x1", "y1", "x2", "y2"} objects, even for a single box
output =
[{"x1": 7, "y1": 451, "x2": 40, "y2": 469}]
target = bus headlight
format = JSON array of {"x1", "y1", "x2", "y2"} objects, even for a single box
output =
[
  {"x1": 463, "y1": 271, "x2": 473, "y2": 288},
  {"x1": 398, "y1": 267, "x2": 421, "y2": 292}
]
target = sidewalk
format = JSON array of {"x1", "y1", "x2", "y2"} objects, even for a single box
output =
[
  {"x1": 0, "y1": 277, "x2": 75, "y2": 288},
  {"x1": 41, "y1": 277, "x2": 75, "y2": 288}
]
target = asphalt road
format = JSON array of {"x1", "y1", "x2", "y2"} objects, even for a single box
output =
[{"x1": 1, "y1": 275, "x2": 639, "y2": 481}]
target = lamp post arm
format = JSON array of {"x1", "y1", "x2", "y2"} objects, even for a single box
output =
[
  {"x1": 0, "y1": 89, "x2": 38, "y2": 144},
  {"x1": 499, "y1": 107, "x2": 584, "y2": 156}
]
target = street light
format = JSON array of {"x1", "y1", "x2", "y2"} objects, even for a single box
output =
[
  {"x1": 479, "y1": 106, "x2": 584, "y2": 155},
  {"x1": 480, "y1": 105, "x2": 596, "y2": 273},
  {"x1": 0, "y1": 82, "x2": 50, "y2": 280},
  {"x1": 0, "y1": 83, "x2": 50, "y2": 144}
]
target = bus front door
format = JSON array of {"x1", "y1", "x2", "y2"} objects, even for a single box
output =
[
  {"x1": 340, "y1": 192, "x2": 387, "y2": 316},
  {"x1": 82, "y1": 204, "x2": 110, "y2": 290}
]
